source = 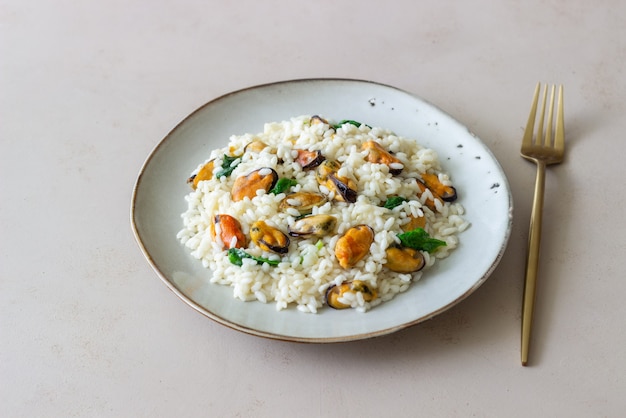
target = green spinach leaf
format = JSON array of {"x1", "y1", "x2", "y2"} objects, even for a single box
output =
[
  {"x1": 397, "y1": 228, "x2": 447, "y2": 253},
  {"x1": 215, "y1": 155, "x2": 241, "y2": 178},
  {"x1": 383, "y1": 196, "x2": 408, "y2": 210},
  {"x1": 227, "y1": 248, "x2": 280, "y2": 267},
  {"x1": 332, "y1": 119, "x2": 371, "y2": 129},
  {"x1": 270, "y1": 178, "x2": 298, "y2": 194}
]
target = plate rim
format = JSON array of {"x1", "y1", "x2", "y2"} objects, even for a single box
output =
[{"x1": 130, "y1": 77, "x2": 514, "y2": 343}]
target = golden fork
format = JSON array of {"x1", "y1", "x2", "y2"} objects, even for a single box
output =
[{"x1": 520, "y1": 83, "x2": 565, "y2": 366}]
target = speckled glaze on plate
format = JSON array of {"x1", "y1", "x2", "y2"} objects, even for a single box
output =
[{"x1": 131, "y1": 79, "x2": 513, "y2": 342}]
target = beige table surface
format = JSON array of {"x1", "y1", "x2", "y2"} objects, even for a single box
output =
[{"x1": 2, "y1": 0, "x2": 625, "y2": 416}]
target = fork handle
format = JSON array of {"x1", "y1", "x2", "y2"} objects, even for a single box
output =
[{"x1": 521, "y1": 160, "x2": 546, "y2": 366}]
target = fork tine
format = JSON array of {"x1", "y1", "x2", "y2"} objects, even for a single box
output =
[
  {"x1": 544, "y1": 85, "x2": 556, "y2": 147},
  {"x1": 555, "y1": 85, "x2": 565, "y2": 153},
  {"x1": 522, "y1": 83, "x2": 541, "y2": 149},
  {"x1": 536, "y1": 84, "x2": 548, "y2": 146}
]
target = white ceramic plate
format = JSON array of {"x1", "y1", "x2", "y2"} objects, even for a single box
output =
[{"x1": 131, "y1": 79, "x2": 513, "y2": 342}]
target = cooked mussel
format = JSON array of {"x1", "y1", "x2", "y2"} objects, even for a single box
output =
[
  {"x1": 384, "y1": 246, "x2": 425, "y2": 273},
  {"x1": 231, "y1": 167, "x2": 278, "y2": 201},
  {"x1": 416, "y1": 179, "x2": 439, "y2": 212},
  {"x1": 401, "y1": 214, "x2": 427, "y2": 231},
  {"x1": 334, "y1": 224, "x2": 374, "y2": 268},
  {"x1": 288, "y1": 214, "x2": 337, "y2": 238},
  {"x1": 250, "y1": 220, "x2": 290, "y2": 254},
  {"x1": 420, "y1": 172, "x2": 457, "y2": 202},
  {"x1": 310, "y1": 115, "x2": 329, "y2": 125},
  {"x1": 325, "y1": 280, "x2": 377, "y2": 309},
  {"x1": 316, "y1": 159, "x2": 339, "y2": 181},
  {"x1": 295, "y1": 149, "x2": 325, "y2": 170},
  {"x1": 244, "y1": 140, "x2": 271, "y2": 153},
  {"x1": 329, "y1": 175, "x2": 358, "y2": 203},
  {"x1": 210, "y1": 214, "x2": 246, "y2": 249},
  {"x1": 315, "y1": 160, "x2": 358, "y2": 203},
  {"x1": 362, "y1": 140, "x2": 404, "y2": 175},
  {"x1": 187, "y1": 159, "x2": 215, "y2": 189},
  {"x1": 279, "y1": 192, "x2": 327, "y2": 215}
]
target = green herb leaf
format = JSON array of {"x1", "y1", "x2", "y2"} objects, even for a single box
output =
[
  {"x1": 332, "y1": 119, "x2": 371, "y2": 129},
  {"x1": 396, "y1": 228, "x2": 447, "y2": 253},
  {"x1": 227, "y1": 248, "x2": 245, "y2": 266},
  {"x1": 383, "y1": 196, "x2": 408, "y2": 210},
  {"x1": 215, "y1": 155, "x2": 241, "y2": 178},
  {"x1": 227, "y1": 248, "x2": 281, "y2": 266},
  {"x1": 270, "y1": 178, "x2": 298, "y2": 194}
]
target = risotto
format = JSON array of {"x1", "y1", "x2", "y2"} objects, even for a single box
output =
[{"x1": 177, "y1": 115, "x2": 469, "y2": 313}]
